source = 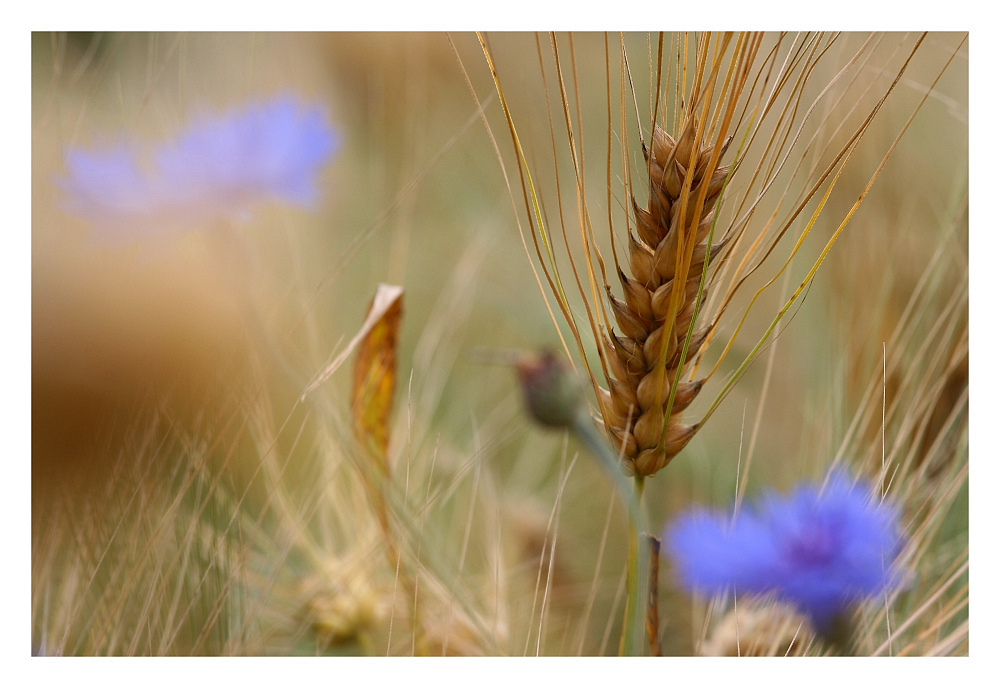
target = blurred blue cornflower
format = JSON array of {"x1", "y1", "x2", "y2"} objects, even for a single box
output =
[
  {"x1": 59, "y1": 94, "x2": 339, "y2": 240},
  {"x1": 665, "y1": 471, "x2": 908, "y2": 634}
]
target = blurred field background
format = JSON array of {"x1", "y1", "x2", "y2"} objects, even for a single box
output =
[{"x1": 31, "y1": 32, "x2": 967, "y2": 656}]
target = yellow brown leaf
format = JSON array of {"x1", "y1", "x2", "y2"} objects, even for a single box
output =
[{"x1": 351, "y1": 284, "x2": 404, "y2": 469}]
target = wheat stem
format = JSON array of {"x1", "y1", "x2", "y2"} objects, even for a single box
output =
[{"x1": 571, "y1": 412, "x2": 650, "y2": 655}]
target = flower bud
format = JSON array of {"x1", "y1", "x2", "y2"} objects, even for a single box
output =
[{"x1": 514, "y1": 350, "x2": 586, "y2": 429}]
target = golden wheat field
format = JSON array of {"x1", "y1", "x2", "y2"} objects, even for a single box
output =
[{"x1": 30, "y1": 30, "x2": 969, "y2": 669}]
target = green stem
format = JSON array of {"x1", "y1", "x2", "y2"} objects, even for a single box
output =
[{"x1": 572, "y1": 414, "x2": 650, "y2": 656}]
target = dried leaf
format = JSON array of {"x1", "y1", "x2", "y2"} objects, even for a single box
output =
[
  {"x1": 302, "y1": 284, "x2": 404, "y2": 397},
  {"x1": 350, "y1": 284, "x2": 403, "y2": 467}
]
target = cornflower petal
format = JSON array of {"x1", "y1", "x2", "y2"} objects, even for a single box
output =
[
  {"x1": 61, "y1": 145, "x2": 160, "y2": 224},
  {"x1": 665, "y1": 471, "x2": 908, "y2": 632},
  {"x1": 58, "y1": 94, "x2": 340, "y2": 240}
]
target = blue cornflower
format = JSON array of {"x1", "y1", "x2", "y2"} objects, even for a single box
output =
[
  {"x1": 665, "y1": 471, "x2": 908, "y2": 633},
  {"x1": 59, "y1": 94, "x2": 339, "y2": 240}
]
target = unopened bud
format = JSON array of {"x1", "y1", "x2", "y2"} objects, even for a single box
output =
[{"x1": 514, "y1": 350, "x2": 585, "y2": 429}]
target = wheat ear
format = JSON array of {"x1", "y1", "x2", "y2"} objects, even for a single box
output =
[{"x1": 598, "y1": 113, "x2": 730, "y2": 477}]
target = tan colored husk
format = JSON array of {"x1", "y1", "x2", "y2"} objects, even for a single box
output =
[
  {"x1": 598, "y1": 115, "x2": 729, "y2": 477},
  {"x1": 300, "y1": 558, "x2": 388, "y2": 649},
  {"x1": 699, "y1": 601, "x2": 813, "y2": 656}
]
